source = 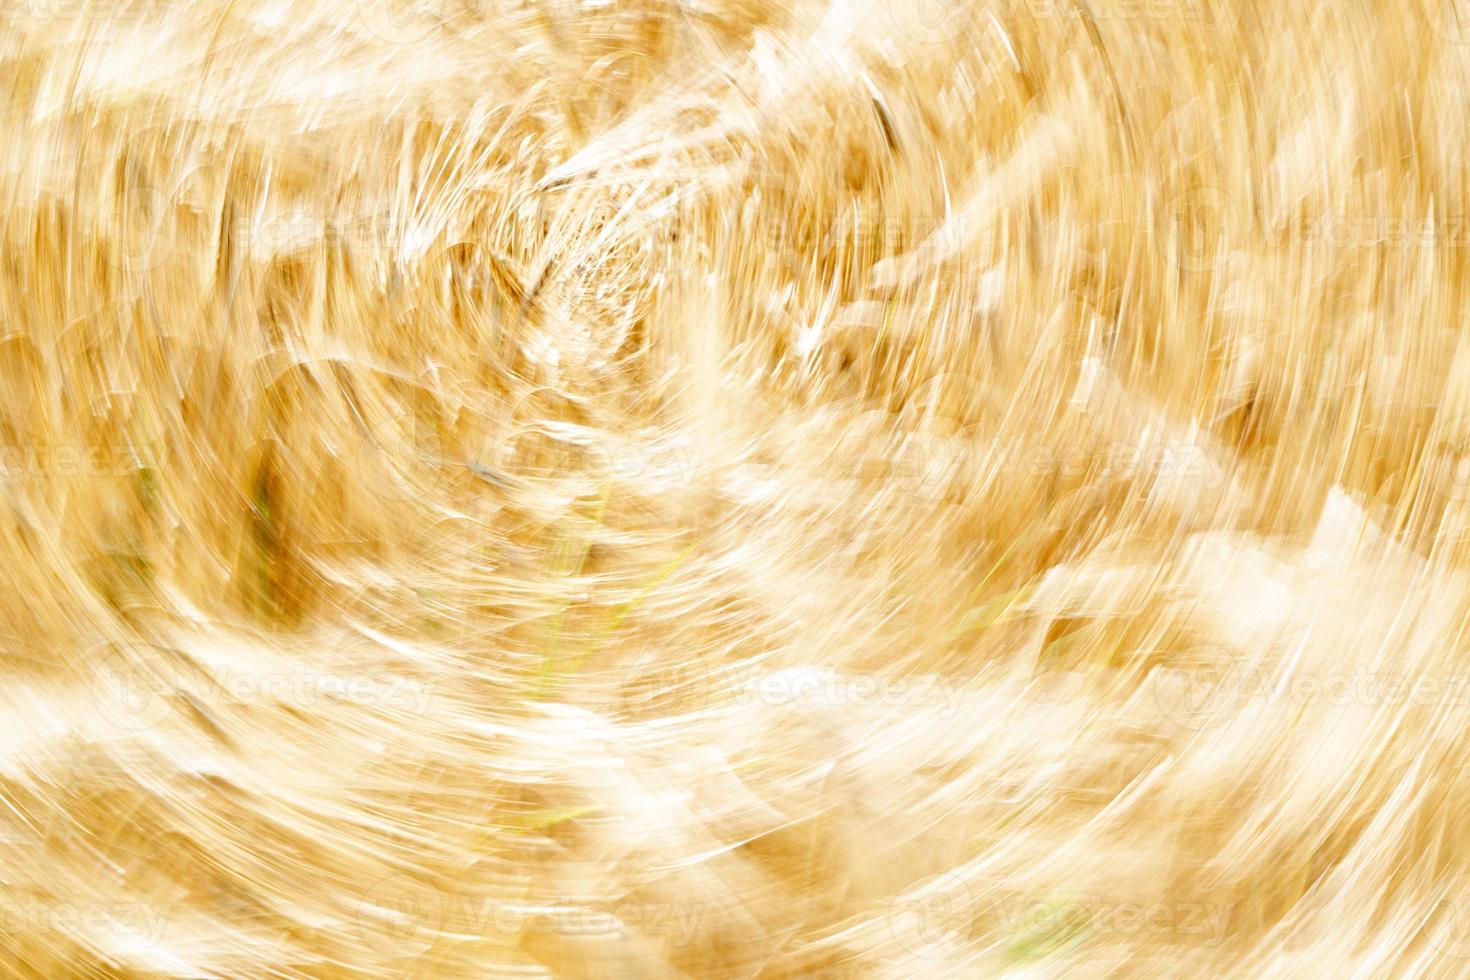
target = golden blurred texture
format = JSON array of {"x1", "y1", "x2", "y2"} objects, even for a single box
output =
[{"x1": 4, "y1": 0, "x2": 1470, "y2": 974}]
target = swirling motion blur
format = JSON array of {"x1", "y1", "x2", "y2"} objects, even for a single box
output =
[{"x1": 3, "y1": 0, "x2": 1470, "y2": 975}]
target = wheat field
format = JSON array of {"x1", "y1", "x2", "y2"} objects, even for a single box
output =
[{"x1": 4, "y1": 0, "x2": 1470, "y2": 975}]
